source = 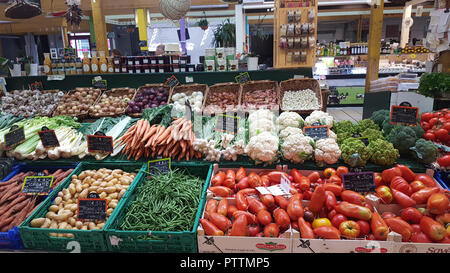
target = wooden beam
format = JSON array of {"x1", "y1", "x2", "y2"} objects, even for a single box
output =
[
  {"x1": 136, "y1": 8, "x2": 148, "y2": 51},
  {"x1": 91, "y1": 0, "x2": 108, "y2": 54},
  {"x1": 357, "y1": 15, "x2": 362, "y2": 42},
  {"x1": 365, "y1": 0, "x2": 384, "y2": 93},
  {"x1": 61, "y1": 19, "x2": 69, "y2": 48}
]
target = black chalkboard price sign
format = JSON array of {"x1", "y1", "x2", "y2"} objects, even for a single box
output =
[
  {"x1": 235, "y1": 72, "x2": 251, "y2": 84},
  {"x1": 343, "y1": 172, "x2": 376, "y2": 194},
  {"x1": 215, "y1": 114, "x2": 240, "y2": 135},
  {"x1": 4, "y1": 126, "x2": 25, "y2": 150},
  {"x1": 38, "y1": 129, "x2": 60, "y2": 148},
  {"x1": 303, "y1": 126, "x2": 329, "y2": 140},
  {"x1": 148, "y1": 158, "x2": 171, "y2": 175},
  {"x1": 390, "y1": 105, "x2": 419, "y2": 125},
  {"x1": 165, "y1": 75, "x2": 180, "y2": 88},
  {"x1": 92, "y1": 79, "x2": 107, "y2": 90},
  {"x1": 77, "y1": 198, "x2": 107, "y2": 221},
  {"x1": 21, "y1": 176, "x2": 53, "y2": 195},
  {"x1": 87, "y1": 134, "x2": 113, "y2": 153}
]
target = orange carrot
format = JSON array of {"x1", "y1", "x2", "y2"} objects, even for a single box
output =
[{"x1": 141, "y1": 125, "x2": 157, "y2": 143}]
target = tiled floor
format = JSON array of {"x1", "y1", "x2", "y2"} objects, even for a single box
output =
[{"x1": 327, "y1": 107, "x2": 363, "y2": 122}]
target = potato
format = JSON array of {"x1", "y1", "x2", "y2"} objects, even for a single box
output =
[
  {"x1": 112, "y1": 172, "x2": 121, "y2": 179},
  {"x1": 49, "y1": 233, "x2": 58, "y2": 237},
  {"x1": 112, "y1": 169, "x2": 123, "y2": 175},
  {"x1": 46, "y1": 211, "x2": 57, "y2": 220},
  {"x1": 68, "y1": 217, "x2": 76, "y2": 226},
  {"x1": 106, "y1": 208, "x2": 114, "y2": 216},
  {"x1": 41, "y1": 218, "x2": 52, "y2": 228},
  {"x1": 108, "y1": 192, "x2": 118, "y2": 200},
  {"x1": 75, "y1": 183, "x2": 83, "y2": 193},
  {"x1": 79, "y1": 189, "x2": 88, "y2": 199},
  {"x1": 108, "y1": 201, "x2": 117, "y2": 209},
  {"x1": 88, "y1": 186, "x2": 99, "y2": 192},
  {"x1": 118, "y1": 189, "x2": 127, "y2": 199},
  {"x1": 104, "y1": 186, "x2": 116, "y2": 194},
  {"x1": 99, "y1": 182, "x2": 107, "y2": 188},
  {"x1": 71, "y1": 174, "x2": 79, "y2": 180},
  {"x1": 97, "y1": 223, "x2": 105, "y2": 229},
  {"x1": 99, "y1": 192, "x2": 107, "y2": 199},
  {"x1": 49, "y1": 221, "x2": 58, "y2": 229},
  {"x1": 54, "y1": 196, "x2": 63, "y2": 205},
  {"x1": 58, "y1": 191, "x2": 64, "y2": 198},
  {"x1": 81, "y1": 183, "x2": 90, "y2": 189},
  {"x1": 31, "y1": 218, "x2": 46, "y2": 227},
  {"x1": 63, "y1": 193, "x2": 72, "y2": 201},
  {"x1": 75, "y1": 221, "x2": 83, "y2": 229},
  {"x1": 88, "y1": 222, "x2": 96, "y2": 230},
  {"x1": 58, "y1": 222, "x2": 68, "y2": 229},
  {"x1": 49, "y1": 205, "x2": 59, "y2": 213}
]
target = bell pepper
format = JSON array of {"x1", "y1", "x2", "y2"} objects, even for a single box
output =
[
  {"x1": 200, "y1": 219, "x2": 224, "y2": 236},
  {"x1": 208, "y1": 186, "x2": 232, "y2": 197},
  {"x1": 247, "y1": 197, "x2": 267, "y2": 214},
  {"x1": 323, "y1": 183, "x2": 343, "y2": 197},
  {"x1": 287, "y1": 194, "x2": 304, "y2": 221},
  {"x1": 392, "y1": 188, "x2": 416, "y2": 208},
  {"x1": 341, "y1": 190, "x2": 365, "y2": 206},
  {"x1": 313, "y1": 226, "x2": 341, "y2": 240},
  {"x1": 396, "y1": 164, "x2": 416, "y2": 182},
  {"x1": 420, "y1": 216, "x2": 446, "y2": 242},
  {"x1": 298, "y1": 217, "x2": 315, "y2": 239},
  {"x1": 411, "y1": 187, "x2": 440, "y2": 204},
  {"x1": 390, "y1": 176, "x2": 412, "y2": 196},
  {"x1": 376, "y1": 185, "x2": 393, "y2": 204},
  {"x1": 217, "y1": 199, "x2": 229, "y2": 217},
  {"x1": 325, "y1": 191, "x2": 337, "y2": 211},
  {"x1": 230, "y1": 214, "x2": 248, "y2": 236},
  {"x1": 371, "y1": 212, "x2": 389, "y2": 241},
  {"x1": 211, "y1": 171, "x2": 225, "y2": 186},
  {"x1": 384, "y1": 217, "x2": 413, "y2": 242},
  {"x1": 335, "y1": 201, "x2": 372, "y2": 221},
  {"x1": 309, "y1": 184, "x2": 326, "y2": 213},
  {"x1": 271, "y1": 196, "x2": 287, "y2": 211},
  {"x1": 381, "y1": 167, "x2": 402, "y2": 184},
  {"x1": 235, "y1": 167, "x2": 246, "y2": 182}
]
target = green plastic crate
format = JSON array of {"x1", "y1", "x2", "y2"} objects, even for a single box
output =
[
  {"x1": 104, "y1": 162, "x2": 212, "y2": 253},
  {"x1": 18, "y1": 161, "x2": 146, "y2": 253}
]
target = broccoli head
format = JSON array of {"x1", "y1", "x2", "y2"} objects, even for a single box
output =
[
  {"x1": 361, "y1": 128, "x2": 385, "y2": 142},
  {"x1": 387, "y1": 126, "x2": 418, "y2": 155},
  {"x1": 333, "y1": 120, "x2": 356, "y2": 134},
  {"x1": 354, "y1": 119, "x2": 380, "y2": 134},
  {"x1": 370, "y1": 109, "x2": 390, "y2": 127},
  {"x1": 410, "y1": 138, "x2": 439, "y2": 164},
  {"x1": 368, "y1": 139, "x2": 399, "y2": 166},
  {"x1": 340, "y1": 138, "x2": 371, "y2": 167},
  {"x1": 411, "y1": 124, "x2": 425, "y2": 139}
]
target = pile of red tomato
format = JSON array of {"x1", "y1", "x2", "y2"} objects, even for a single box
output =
[
  {"x1": 201, "y1": 166, "x2": 450, "y2": 243},
  {"x1": 420, "y1": 109, "x2": 450, "y2": 145}
]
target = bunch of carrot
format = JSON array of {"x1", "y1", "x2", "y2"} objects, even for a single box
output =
[
  {"x1": 0, "y1": 168, "x2": 73, "y2": 232},
  {"x1": 118, "y1": 116, "x2": 202, "y2": 161}
]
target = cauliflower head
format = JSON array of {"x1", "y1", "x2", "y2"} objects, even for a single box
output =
[
  {"x1": 277, "y1": 111, "x2": 304, "y2": 131},
  {"x1": 304, "y1": 110, "x2": 334, "y2": 127},
  {"x1": 315, "y1": 138, "x2": 341, "y2": 165},
  {"x1": 248, "y1": 109, "x2": 275, "y2": 124},
  {"x1": 281, "y1": 133, "x2": 315, "y2": 164},
  {"x1": 279, "y1": 127, "x2": 303, "y2": 142},
  {"x1": 368, "y1": 139, "x2": 399, "y2": 166},
  {"x1": 249, "y1": 118, "x2": 276, "y2": 138},
  {"x1": 245, "y1": 132, "x2": 279, "y2": 163}
]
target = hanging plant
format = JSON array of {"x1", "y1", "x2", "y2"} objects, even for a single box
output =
[
  {"x1": 65, "y1": 0, "x2": 82, "y2": 27},
  {"x1": 197, "y1": 12, "x2": 209, "y2": 30},
  {"x1": 5, "y1": 0, "x2": 42, "y2": 19},
  {"x1": 159, "y1": 0, "x2": 191, "y2": 20}
]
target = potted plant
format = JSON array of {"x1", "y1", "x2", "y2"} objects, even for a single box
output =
[
  {"x1": 0, "y1": 58, "x2": 13, "y2": 76},
  {"x1": 212, "y1": 19, "x2": 236, "y2": 48},
  {"x1": 418, "y1": 72, "x2": 450, "y2": 99},
  {"x1": 244, "y1": 53, "x2": 259, "y2": 71},
  {"x1": 198, "y1": 12, "x2": 209, "y2": 30}
]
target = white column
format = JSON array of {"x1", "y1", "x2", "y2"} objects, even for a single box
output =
[{"x1": 235, "y1": 4, "x2": 245, "y2": 54}]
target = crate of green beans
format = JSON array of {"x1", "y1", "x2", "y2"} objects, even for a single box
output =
[{"x1": 104, "y1": 162, "x2": 213, "y2": 253}]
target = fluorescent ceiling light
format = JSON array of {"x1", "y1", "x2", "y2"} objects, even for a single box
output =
[
  {"x1": 0, "y1": 20, "x2": 12, "y2": 24},
  {"x1": 190, "y1": 4, "x2": 229, "y2": 9}
]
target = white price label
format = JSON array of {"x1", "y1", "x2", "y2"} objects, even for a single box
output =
[{"x1": 280, "y1": 173, "x2": 291, "y2": 194}]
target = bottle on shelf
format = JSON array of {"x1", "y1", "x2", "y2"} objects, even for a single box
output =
[
  {"x1": 107, "y1": 56, "x2": 114, "y2": 73},
  {"x1": 76, "y1": 58, "x2": 83, "y2": 74},
  {"x1": 323, "y1": 44, "x2": 328, "y2": 56},
  {"x1": 82, "y1": 51, "x2": 91, "y2": 74},
  {"x1": 43, "y1": 53, "x2": 52, "y2": 75},
  {"x1": 335, "y1": 42, "x2": 340, "y2": 56},
  {"x1": 99, "y1": 51, "x2": 108, "y2": 73},
  {"x1": 91, "y1": 51, "x2": 99, "y2": 74}
]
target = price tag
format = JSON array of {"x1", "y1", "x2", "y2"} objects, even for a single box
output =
[
  {"x1": 235, "y1": 72, "x2": 251, "y2": 84},
  {"x1": 87, "y1": 132, "x2": 113, "y2": 153},
  {"x1": 92, "y1": 79, "x2": 107, "y2": 90},
  {"x1": 63, "y1": 47, "x2": 76, "y2": 58},
  {"x1": 255, "y1": 174, "x2": 291, "y2": 196},
  {"x1": 77, "y1": 198, "x2": 107, "y2": 221},
  {"x1": 280, "y1": 173, "x2": 291, "y2": 194},
  {"x1": 343, "y1": 172, "x2": 376, "y2": 194},
  {"x1": 390, "y1": 105, "x2": 419, "y2": 125},
  {"x1": 185, "y1": 76, "x2": 194, "y2": 83},
  {"x1": 147, "y1": 158, "x2": 171, "y2": 175},
  {"x1": 165, "y1": 75, "x2": 180, "y2": 88},
  {"x1": 303, "y1": 125, "x2": 329, "y2": 140},
  {"x1": 47, "y1": 75, "x2": 65, "y2": 81},
  {"x1": 4, "y1": 126, "x2": 25, "y2": 150},
  {"x1": 30, "y1": 82, "x2": 43, "y2": 91},
  {"x1": 38, "y1": 128, "x2": 59, "y2": 148},
  {"x1": 21, "y1": 176, "x2": 53, "y2": 195},
  {"x1": 215, "y1": 114, "x2": 240, "y2": 135}
]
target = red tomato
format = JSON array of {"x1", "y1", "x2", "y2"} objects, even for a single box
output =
[
  {"x1": 411, "y1": 224, "x2": 421, "y2": 233},
  {"x1": 410, "y1": 180, "x2": 426, "y2": 193},
  {"x1": 415, "y1": 174, "x2": 437, "y2": 188},
  {"x1": 438, "y1": 155, "x2": 450, "y2": 167},
  {"x1": 328, "y1": 209, "x2": 337, "y2": 220},
  {"x1": 410, "y1": 232, "x2": 433, "y2": 243},
  {"x1": 303, "y1": 190, "x2": 312, "y2": 200},
  {"x1": 421, "y1": 121, "x2": 431, "y2": 131},
  {"x1": 442, "y1": 122, "x2": 450, "y2": 132},
  {"x1": 331, "y1": 214, "x2": 348, "y2": 229},
  {"x1": 435, "y1": 128, "x2": 450, "y2": 142},
  {"x1": 336, "y1": 166, "x2": 349, "y2": 179},
  {"x1": 248, "y1": 225, "x2": 261, "y2": 237},
  {"x1": 264, "y1": 223, "x2": 280, "y2": 238},
  {"x1": 374, "y1": 173, "x2": 384, "y2": 187},
  {"x1": 323, "y1": 168, "x2": 337, "y2": 179},
  {"x1": 328, "y1": 174, "x2": 342, "y2": 185},
  {"x1": 256, "y1": 210, "x2": 272, "y2": 226},
  {"x1": 357, "y1": 220, "x2": 370, "y2": 237},
  {"x1": 339, "y1": 220, "x2": 360, "y2": 239},
  {"x1": 427, "y1": 193, "x2": 450, "y2": 215},
  {"x1": 367, "y1": 234, "x2": 376, "y2": 241},
  {"x1": 382, "y1": 212, "x2": 396, "y2": 219},
  {"x1": 401, "y1": 207, "x2": 423, "y2": 224},
  {"x1": 421, "y1": 112, "x2": 433, "y2": 122},
  {"x1": 429, "y1": 117, "x2": 439, "y2": 127},
  {"x1": 308, "y1": 171, "x2": 321, "y2": 183}
]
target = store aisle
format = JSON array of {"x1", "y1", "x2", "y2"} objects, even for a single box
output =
[{"x1": 327, "y1": 107, "x2": 363, "y2": 122}]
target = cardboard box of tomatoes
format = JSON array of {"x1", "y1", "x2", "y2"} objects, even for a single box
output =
[{"x1": 198, "y1": 164, "x2": 294, "y2": 253}]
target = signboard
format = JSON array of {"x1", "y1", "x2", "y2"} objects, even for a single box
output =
[
  {"x1": 390, "y1": 105, "x2": 419, "y2": 125},
  {"x1": 87, "y1": 132, "x2": 113, "y2": 153},
  {"x1": 63, "y1": 47, "x2": 76, "y2": 58},
  {"x1": 21, "y1": 176, "x2": 53, "y2": 195},
  {"x1": 4, "y1": 126, "x2": 25, "y2": 150},
  {"x1": 92, "y1": 79, "x2": 107, "y2": 90},
  {"x1": 235, "y1": 72, "x2": 251, "y2": 84},
  {"x1": 147, "y1": 158, "x2": 171, "y2": 175},
  {"x1": 215, "y1": 114, "x2": 240, "y2": 135},
  {"x1": 30, "y1": 82, "x2": 43, "y2": 91},
  {"x1": 77, "y1": 198, "x2": 107, "y2": 221},
  {"x1": 165, "y1": 75, "x2": 180, "y2": 88},
  {"x1": 303, "y1": 126, "x2": 329, "y2": 140},
  {"x1": 38, "y1": 128, "x2": 60, "y2": 148},
  {"x1": 343, "y1": 172, "x2": 376, "y2": 194}
]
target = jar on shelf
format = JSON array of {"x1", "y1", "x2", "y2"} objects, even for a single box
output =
[
  {"x1": 142, "y1": 56, "x2": 149, "y2": 65},
  {"x1": 186, "y1": 64, "x2": 195, "y2": 72},
  {"x1": 127, "y1": 56, "x2": 134, "y2": 66},
  {"x1": 135, "y1": 65, "x2": 142, "y2": 74},
  {"x1": 171, "y1": 55, "x2": 180, "y2": 64},
  {"x1": 150, "y1": 64, "x2": 157, "y2": 73},
  {"x1": 121, "y1": 64, "x2": 128, "y2": 73},
  {"x1": 173, "y1": 63, "x2": 180, "y2": 73},
  {"x1": 76, "y1": 58, "x2": 83, "y2": 74},
  {"x1": 143, "y1": 64, "x2": 150, "y2": 74}
]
